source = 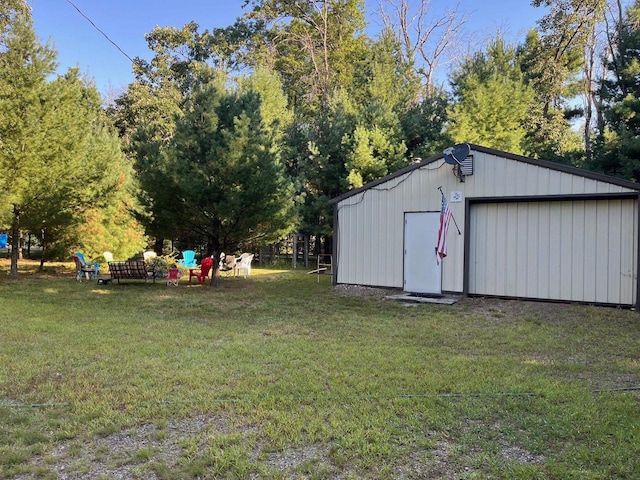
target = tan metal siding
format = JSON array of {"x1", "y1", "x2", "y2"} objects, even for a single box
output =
[
  {"x1": 336, "y1": 149, "x2": 638, "y2": 297},
  {"x1": 336, "y1": 167, "x2": 461, "y2": 289},
  {"x1": 469, "y1": 199, "x2": 637, "y2": 305}
]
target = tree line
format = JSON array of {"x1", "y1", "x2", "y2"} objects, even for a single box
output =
[{"x1": 1, "y1": 0, "x2": 639, "y2": 276}]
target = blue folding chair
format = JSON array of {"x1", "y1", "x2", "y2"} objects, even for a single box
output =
[{"x1": 0, "y1": 234, "x2": 7, "y2": 249}]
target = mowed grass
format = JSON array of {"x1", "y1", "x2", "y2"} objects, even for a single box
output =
[{"x1": 0, "y1": 259, "x2": 639, "y2": 479}]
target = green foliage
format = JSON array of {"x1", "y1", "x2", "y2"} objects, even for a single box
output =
[
  {"x1": 344, "y1": 125, "x2": 406, "y2": 188},
  {"x1": 19, "y1": 74, "x2": 145, "y2": 263},
  {"x1": 0, "y1": 5, "x2": 142, "y2": 275},
  {"x1": 447, "y1": 38, "x2": 534, "y2": 154},
  {"x1": 95, "y1": 0, "x2": 633, "y2": 258},
  {"x1": 290, "y1": 89, "x2": 355, "y2": 236},
  {"x1": 277, "y1": 25, "x2": 417, "y2": 235},
  {"x1": 115, "y1": 24, "x2": 298, "y2": 252},
  {"x1": 248, "y1": 0, "x2": 368, "y2": 112},
  {"x1": 590, "y1": 0, "x2": 640, "y2": 181},
  {"x1": 400, "y1": 89, "x2": 451, "y2": 159},
  {"x1": 518, "y1": 1, "x2": 607, "y2": 161},
  {"x1": 110, "y1": 0, "x2": 450, "y2": 251},
  {"x1": 341, "y1": 30, "x2": 414, "y2": 188},
  {"x1": 110, "y1": 77, "x2": 184, "y2": 244},
  {"x1": 165, "y1": 70, "x2": 297, "y2": 251},
  {"x1": 74, "y1": 203, "x2": 146, "y2": 265},
  {"x1": 146, "y1": 252, "x2": 180, "y2": 277},
  {"x1": 350, "y1": 29, "x2": 419, "y2": 128},
  {"x1": 449, "y1": 74, "x2": 533, "y2": 154},
  {"x1": 238, "y1": 66, "x2": 293, "y2": 142},
  {"x1": 0, "y1": 4, "x2": 56, "y2": 222}
]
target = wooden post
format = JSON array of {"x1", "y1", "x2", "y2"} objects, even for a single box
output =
[{"x1": 292, "y1": 234, "x2": 298, "y2": 269}]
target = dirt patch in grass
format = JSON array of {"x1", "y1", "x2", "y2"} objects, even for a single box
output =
[
  {"x1": 454, "y1": 296, "x2": 591, "y2": 322},
  {"x1": 16, "y1": 414, "x2": 249, "y2": 479},
  {"x1": 15, "y1": 414, "x2": 548, "y2": 479},
  {"x1": 334, "y1": 284, "x2": 396, "y2": 298}
]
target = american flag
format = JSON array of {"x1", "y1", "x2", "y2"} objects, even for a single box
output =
[{"x1": 436, "y1": 193, "x2": 452, "y2": 265}]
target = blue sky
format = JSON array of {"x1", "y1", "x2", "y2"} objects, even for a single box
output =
[{"x1": 29, "y1": 0, "x2": 545, "y2": 96}]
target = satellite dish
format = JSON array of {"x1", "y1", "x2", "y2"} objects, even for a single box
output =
[{"x1": 443, "y1": 143, "x2": 470, "y2": 165}]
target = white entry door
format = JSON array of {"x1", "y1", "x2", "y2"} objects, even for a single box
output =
[{"x1": 404, "y1": 212, "x2": 441, "y2": 294}]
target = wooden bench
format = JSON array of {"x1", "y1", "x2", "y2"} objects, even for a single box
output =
[{"x1": 108, "y1": 261, "x2": 155, "y2": 284}]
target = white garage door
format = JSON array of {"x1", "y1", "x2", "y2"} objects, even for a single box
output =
[{"x1": 468, "y1": 199, "x2": 637, "y2": 305}]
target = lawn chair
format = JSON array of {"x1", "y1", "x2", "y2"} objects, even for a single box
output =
[
  {"x1": 189, "y1": 256, "x2": 214, "y2": 285},
  {"x1": 103, "y1": 251, "x2": 114, "y2": 274},
  {"x1": 166, "y1": 268, "x2": 181, "y2": 286},
  {"x1": 73, "y1": 253, "x2": 99, "y2": 282},
  {"x1": 235, "y1": 253, "x2": 254, "y2": 279},
  {"x1": 177, "y1": 250, "x2": 197, "y2": 268},
  {"x1": 143, "y1": 251, "x2": 157, "y2": 262},
  {"x1": 218, "y1": 252, "x2": 236, "y2": 277},
  {"x1": 75, "y1": 252, "x2": 100, "y2": 278},
  {"x1": 0, "y1": 234, "x2": 7, "y2": 249}
]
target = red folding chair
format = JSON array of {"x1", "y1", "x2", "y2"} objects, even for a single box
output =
[{"x1": 166, "y1": 268, "x2": 181, "y2": 286}]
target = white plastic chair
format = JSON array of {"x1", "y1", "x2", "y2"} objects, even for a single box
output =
[
  {"x1": 234, "y1": 253, "x2": 254, "y2": 279},
  {"x1": 143, "y1": 251, "x2": 157, "y2": 262}
]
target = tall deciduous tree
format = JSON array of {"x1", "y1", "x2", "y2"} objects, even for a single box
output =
[
  {"x1": 244, "y1": 0, "x2": 368, "y2": 111},
  {"x1": 521, "y1": 0, "x2": 607, "y2": 160},
  {"x1": 590, "y1": 0, "x2": 640, "y2": 180},
  {"x1": 377, "y1": 0, "x2": 469, "y2": 95}
]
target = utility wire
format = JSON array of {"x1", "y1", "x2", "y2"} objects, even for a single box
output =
[
  {"x1": 65, "y1": 0, "x2": 134, "y2": 64},
  {"x1": 4, "y1": 386, "x2": 639, "y2": 408}
]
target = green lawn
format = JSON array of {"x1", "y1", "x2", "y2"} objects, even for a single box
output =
[{"x1": 1, "y1": 260, "x2": 639, "y2": 479}]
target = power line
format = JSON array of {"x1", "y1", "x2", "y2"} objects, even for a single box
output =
[
  {"x1": 65, "y1": 0, "x2": 134, "y2": 64},
  {"x1": 4, "y1": 386, "x2": 639, "y2": 408}
]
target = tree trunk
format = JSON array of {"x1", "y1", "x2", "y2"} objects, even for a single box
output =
[
  {"x1": 324, "y1": 235, "x2": 333, "y2": 256},
  {"x1": 10, "y1": 204, "x2": 21, "y2": 278},
  {"x1": 39, "y1": 228, "x2": 46, "y2": 272},
  {"x1": 154, "y1": 237, "x2": 164, "y2": 255}
]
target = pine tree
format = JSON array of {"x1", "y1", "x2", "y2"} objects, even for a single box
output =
[
  {"x1": 165, "y1": 71, "x2": 297, "y2": 252},
  {"x1": 590, "y1": 0, "x2": 640, "y2": 181},
  {"x1": 0, "y1": 6, "x2": 140, "y2": 275},
  {"x1": 447, "y1": 38, "x2": 533, "y2": 154},
  {"x1": 0, "y1": 4, "x2": 57, "y2": 275}
]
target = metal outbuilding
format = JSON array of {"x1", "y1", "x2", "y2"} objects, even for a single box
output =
[{"x1": 329, "y1": 144, "x2": 640, "y2": 309}]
